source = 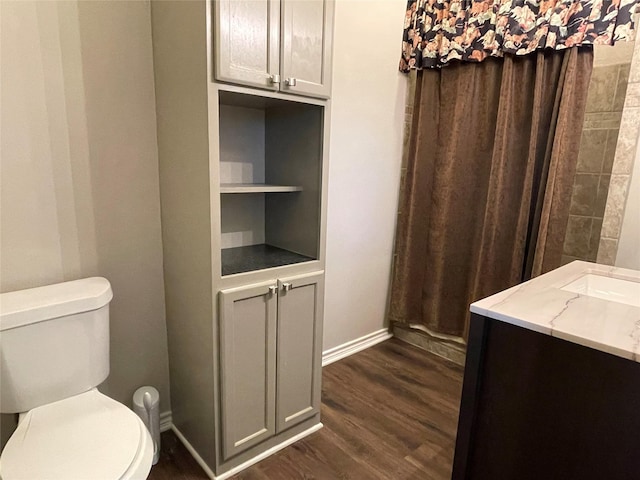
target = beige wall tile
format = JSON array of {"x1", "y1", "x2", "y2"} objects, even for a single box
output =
[
  {"x1": 612, "y1": 107, "x2": 640, "y2": 174},
  {"x1": 594, "y1": 32, "x2": 639, "y2": 266},
  {"x1": 597, "y1": 237, "x2": 619, "y2": 265},
  {"x1": 398, "y1": 167, "x2": 407, "y2": 206},
  {"x1": 613, "y1": 64, "x2": 631, "y2": 111},
  {"x1": 623, "y1": 82, "x2": 640, "y2": 108},
  {"x1": 583, "y1": 111, "x2": 623, "y2": 129},
  {"x1": 595, "y1": 174, "x2": 611, "y2": 217},
  {"x1": 589, "y1": 217, "x2": 603, "y2": 262},
  {"x1": 586, "y1": 66, "x2": 619, "y2": 113},
  {"x1": 561, "y1": 255, "x2": 580, "y2": 265},
  {"x1": 392, "y1": 325, "x2": 466, "y2": 366},
  {"x1": 601, "y1": 175, "x2": 629, "y2": 238},
  {"x1": 630, "y1": 35, "x2": 640, "y2": 83},
  {"x1": 563, "y1": 215, "x2": 593, "y2": 258},
  {"x1": 570, "y1": 174, "x2": 600, "y2": 215},
  {"x1": 594, "y1": 43, "x2": 635, "y2": 67},
  {"x1": 602, "y1": 208, "x2": 622, "y2": 238},
  {"x1": 604, "y1": 173, "x2": 631, "y2": 217},
  {"x1": 576, "y1": 129, "x2": 608, "y2": 173},
  {"x1": 603, "y1": 128, "x2": 619, "y2": 173},
  {"x1": 401, "y1": 73, "x2": 416, "y2": 171}
]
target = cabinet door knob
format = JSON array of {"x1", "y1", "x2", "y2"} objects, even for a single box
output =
[
  {"x1": 282, "y1": 282, "x2": 292, "y2": 292},
  {"x1": 285, "y1": 78, "x2": 297, "y2": 87},
  {"x1": 269, "y1": 74, "x2": 281, "y2": 85},
  {"x1": 268, "y1": 285, "x2": 278, "y2": 295}
]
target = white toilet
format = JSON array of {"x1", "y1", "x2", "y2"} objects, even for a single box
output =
[{"x1": 0, "y1": 277, "x2": 153, "y2": 479}]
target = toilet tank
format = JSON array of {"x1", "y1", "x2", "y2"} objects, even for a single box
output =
[{"x1": 0, "y1": 277, "x2": 113, "y2": 413}]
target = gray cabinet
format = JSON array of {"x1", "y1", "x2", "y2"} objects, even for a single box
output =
[
  {"x1": 214, "y1": 0, "x2": 280, "y2": 90},
  {"x1": 151, "y1": 1, "x2": 329, "y2": 475},
  {"x1": 214, "y1": 0, "x2": 333, "y2": 98},
  {"x1": 219, "y1": 272, "x2": 323, "y2": 459},
  {"x1": 219, "y1": 281, "x2": 277, "y2": 460},
  {"x1": 276, "y1": 272, "x2": 323, "y2": 432},
  {"x1": 280, "y1": 0, "x2": 333, "y2": 98}
]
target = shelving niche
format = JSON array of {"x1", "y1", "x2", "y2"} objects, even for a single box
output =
[{"x1": 219, "y1": 91, "x2": 324, "y2": 276}]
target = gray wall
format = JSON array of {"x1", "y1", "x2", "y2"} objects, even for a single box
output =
[{"x1": 1, "y1": 0, "x2": 170, "y2": 444}]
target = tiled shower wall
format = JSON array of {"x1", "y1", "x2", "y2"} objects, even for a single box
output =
[
  {"x1": 399, "y1": 71, "x2": 417, "y2": 195},
  {"x1": 597, "y1": 35, "x2": 640, "y2": 264},
  {"x1": 562, "y1": 62, "x2": 631, "y2": 264}
]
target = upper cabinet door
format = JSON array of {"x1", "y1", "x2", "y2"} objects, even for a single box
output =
[
  {"x1": 280, "y1": 0, "x2": 334, "y2": 99},
  {"x1": 215, "y1": 0, "x2": 281, "y2": 90},
  {"x1": 219, "y1": 281, "x2": 278, "y2": 460},
  {"x1": 275, "y1": 272, "x2": 324, "y2": 433}
]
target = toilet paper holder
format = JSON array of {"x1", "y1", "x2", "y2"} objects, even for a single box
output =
[{"x1": 133, "y1": 386, "x2": 161, "y2": 465}]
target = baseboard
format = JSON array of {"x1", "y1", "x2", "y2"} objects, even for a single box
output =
[
  {"x1": 215, "y1": 423, "x2": 323, "y2": 479},
  {"x1": 171, "y1": 425, "x2": 217, "y2": 479},
  {"x1": 160, "y1": 411, "x2": 172, "y2": 433},
  {"x1": 171, "y1": 423, "x2": 323, "y2": 480},
  {"x1": 322, "y1": 328, "x2": 393, "y2": 367}
]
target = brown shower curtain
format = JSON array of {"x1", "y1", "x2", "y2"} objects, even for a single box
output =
[{"x1": 389, "y1": 47, "x2": 593, "y2": 339}]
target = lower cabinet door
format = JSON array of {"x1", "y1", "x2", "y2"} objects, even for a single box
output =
[
  {"x1": 219, "y1": 281, "x2": 278, "y2": 460},
  {"x1": 276, "y1": 272, "x2": 323, "y2": 433}
]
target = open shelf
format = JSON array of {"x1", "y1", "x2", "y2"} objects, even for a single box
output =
[
  {"x1": 218, "y1": 90, "x2": 323, "y2": 276},
  {"x1": 221, "y1": 244, "x2": 314, "y2": 276},
  {"x1": 220, "y1": 183, "x2": 303, "y2": 194}
]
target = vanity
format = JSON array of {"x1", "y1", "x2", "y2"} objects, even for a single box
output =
[{"x1": 452, "y1": 261, "x2": 640, "y2": 480}]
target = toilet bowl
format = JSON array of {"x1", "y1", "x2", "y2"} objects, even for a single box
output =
[
  {"x1": 0, "y1": 390, "x2": 153, "y2": 480},
  {"x1": 0, "y1": 277, "x2": 154, "y2": 479}
]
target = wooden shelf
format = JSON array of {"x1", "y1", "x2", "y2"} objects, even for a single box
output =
[{"x1": 220, "y1": 183, "x2": 303, "y2": 194}]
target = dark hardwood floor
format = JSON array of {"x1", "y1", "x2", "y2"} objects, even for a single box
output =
[{"x1": 149, "y1": 338, "x2": 464, "y2": 480}]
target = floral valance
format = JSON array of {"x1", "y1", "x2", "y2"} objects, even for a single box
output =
[{"x1": 400, "y1": 0, "x2": 637, "y2": 70}]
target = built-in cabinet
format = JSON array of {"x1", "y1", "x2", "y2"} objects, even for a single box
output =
[
  {"x1": 214, "y1": 0, "x2": 333, "y2": 98},
  {"x1": 151, "y1": 0, "x2": 332, "y2": 477},
  {"x1": 219, "y1": 272, "x2": 323, "y2": 460}
]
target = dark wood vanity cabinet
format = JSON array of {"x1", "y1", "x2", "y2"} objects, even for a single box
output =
[{"x1": 453, "y1": 313, "x2": 640, "y2": 480}]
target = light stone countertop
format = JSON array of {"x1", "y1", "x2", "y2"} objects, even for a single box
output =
[{"x1": 471, "y1": 261, "x2": 640, "y2": 362}]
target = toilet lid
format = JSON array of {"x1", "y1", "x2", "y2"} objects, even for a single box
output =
[{"x1": 1, "y1": 389, "x2": 143, "y2": 480}]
